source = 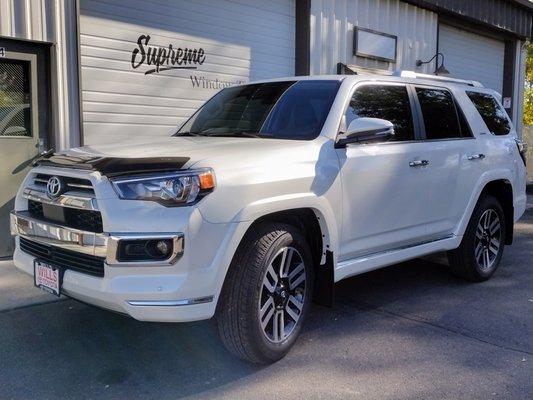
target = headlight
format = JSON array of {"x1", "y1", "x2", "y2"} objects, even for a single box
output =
[{"x1": 111, "y1": 168, "x2": 215, "y2": 206}]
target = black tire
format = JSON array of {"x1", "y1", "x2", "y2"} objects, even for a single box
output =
[
  {"x1": 447, "y1": 195, "x2": 506, "y2": 282},
  {"x1": 216, "y1": 222, "x2": 314, "y2": 364}
]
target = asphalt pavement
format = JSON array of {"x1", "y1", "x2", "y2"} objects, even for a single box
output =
[{"x1": 0, "y1": 206, "x2": 531, "y2": 399}]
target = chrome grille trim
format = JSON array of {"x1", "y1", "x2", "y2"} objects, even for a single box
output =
[
  {"x1": 22, "y1": 188, "x2": 98, "y2": 211},
  {"x1": 11, "y1": 211, "x2": 108, "y2": 258}
]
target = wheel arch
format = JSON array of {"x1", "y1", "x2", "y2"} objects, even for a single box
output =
[
  {"x1": 479, "y1": 180, "x2": 514, "y2": 245},
  {"x1": 222, "y1": 207, "x2": 336, "y2": 308},
  {"x1": 461, "y1": 176, "x2": 514, "y2": 245}
]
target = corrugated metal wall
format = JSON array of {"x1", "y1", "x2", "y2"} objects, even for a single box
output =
[
  {"x1": 0, "y1": 0, "x2": 80, "y2": 149},
  {"x1": 438, "y1": 24, "x2": 505, "y2": 93},
  {"x1": 404, "y1": 0, "x2": 533, "y2": 39},
  {"x1": 79, "y1": 0, "x2": 295, "y2": 145},
  {"x1": 310, "y1": 0, "x2": 438, "y2": 75}
]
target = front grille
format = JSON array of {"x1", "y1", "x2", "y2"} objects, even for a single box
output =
[
  {"x1": 27, "y1": 200, "x2": 103, "y2": 233},
  {"x1": 20, "y1": 237, "x2": 105, "y2": 277},
  {"x1": 28, "y1": 200, "x2": 43, "y2": 217},
  {"x1": 33, "y1": 173, "x2": 94, "y2": 195}
]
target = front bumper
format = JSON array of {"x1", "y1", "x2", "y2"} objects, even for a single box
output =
[
  {"x1": 10, "y1": 211, "x2": 220, "y2": 322},
  {"x1": 13, "y1": 244, "x2": 215, "y2": 321},
  {"x1": 10, "y1": 211, "x2": 184, "y2": 265}
]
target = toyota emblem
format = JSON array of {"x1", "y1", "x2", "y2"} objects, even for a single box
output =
[{"x1": 46, "y1": 176, "x2": 63, "y2": 199}]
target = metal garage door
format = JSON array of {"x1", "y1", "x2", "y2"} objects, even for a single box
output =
[
  {"x1": 438, "y1": 24, "x2": 504, "y2": 93},
  {"x1": 79, "y1": 0, "x2": 295, "y2": 145}
]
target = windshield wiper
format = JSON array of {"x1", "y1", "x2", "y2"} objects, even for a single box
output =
[
  {"x1": 176, "y1": 130, "x2": 269, "y2": 138},
  {"x1": 175, "y1": 131, "x2": 210, "y2": 137}
]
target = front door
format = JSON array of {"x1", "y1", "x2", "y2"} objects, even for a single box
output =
[
  {"x1": 336, "y1": 83, "x2": 430, "y2": 261},
  {"x1": 0, "y1": 40, "x2": 50, "y2": 257}
]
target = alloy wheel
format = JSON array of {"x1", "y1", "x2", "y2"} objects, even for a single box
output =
[
  {"x1": 258, "y1": 246, "x2": 307, "y2": 343},
  {"x1": 474, "y1": 208, "x2": 501, "y2": 270}
]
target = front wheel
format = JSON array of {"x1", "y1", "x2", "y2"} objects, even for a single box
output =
[
  {"x1": 216, "y1": 223, "x2": 313, "y2": 363},
  {"x1": 448, "y1": 195, "x2": 506, "y2": 282}
]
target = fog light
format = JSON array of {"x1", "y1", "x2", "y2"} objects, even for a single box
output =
[
  {"x1": 146, "y1": 239, "x2": 173, "y2": 259},
  {"x1": 117, "y1": 238, "x2": 175, "y2": 262}
]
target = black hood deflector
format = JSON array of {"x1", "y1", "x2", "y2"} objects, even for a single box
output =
[{"x1": 35, "y1": 153, "x2": 190, "y2": 177}]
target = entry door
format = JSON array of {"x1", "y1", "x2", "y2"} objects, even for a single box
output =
[
  {"x1": 336, "y1": 83, "x2": 431, "y2": 261},
  {"x1": 0, "y1": 51, "x2": 39, "y2": 256}
]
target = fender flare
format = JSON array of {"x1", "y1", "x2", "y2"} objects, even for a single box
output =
[{"x1": 232, "y1": 193, "x2": 340, "y2": 262}]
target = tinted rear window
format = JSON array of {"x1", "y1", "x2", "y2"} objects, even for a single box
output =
[
  {"x1": 466, "y1": 91, "x2": 511, "y2": 135},
  {"x1": 415, "y1": 88, "x2": 464, "y2": 140}
]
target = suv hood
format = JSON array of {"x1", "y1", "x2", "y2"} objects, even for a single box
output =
[{"x1": 47, "y1": 136, "x2": 319, "y2": 173}]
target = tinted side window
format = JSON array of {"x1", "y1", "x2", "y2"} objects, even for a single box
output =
[
  {"x1": 466, "y1": 91, "x2": 511, "y2": 135},
  {"x1": 416, "y1": 88, "x2": 462, "y2": 140},
  {"x1": 345, "y1": 85, "x2": 414, "y2": 141}
]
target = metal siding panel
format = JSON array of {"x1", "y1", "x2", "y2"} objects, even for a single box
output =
[
  {"x1": 310, "y1": 0, "x2": 438, "y2": 74},
  {"x1": 438, "y1": 24, "x2": 505, "y2": 93},
  {"x1": 405, "y1": 0, "x2": 532, "y2": 37},
  {"x1": 79, "y1": 0, "x2": 296, "y2": 145}
]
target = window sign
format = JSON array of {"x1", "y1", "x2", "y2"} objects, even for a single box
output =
[{"x1": 353, "y1": 28, "x2": 397, "y2": 63}]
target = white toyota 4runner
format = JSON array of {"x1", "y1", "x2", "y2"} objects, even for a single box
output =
[{"x1": 11, "y1": 72, "x2": 527, "y2": 363}]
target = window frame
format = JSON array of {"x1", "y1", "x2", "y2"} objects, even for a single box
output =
[
  {"x1": 411, "y1": 84, "x2": 474, "y2": 142},
  {"x1": 0, "y1": 54, "x2": 38, "y2": 142},
  {"x1": 336, "y1": 81, "x2": 422, "y2": 146}
]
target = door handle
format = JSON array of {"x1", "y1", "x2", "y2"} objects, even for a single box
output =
[
  {"x1": 409, "y1": 159, "x2": 429, "y2": 167},
  {"x1": 467, "y1": 153, "x2": 485, "y2": 160}
]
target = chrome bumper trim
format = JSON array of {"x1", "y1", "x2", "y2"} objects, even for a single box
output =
[
  {"x1": 127, "y1": 296, "x2": 214, "y2": 307},
  {"x1": 22, "y1": 187, "x2": 99, "y2": 211},
  {"x1": 10, "y1": 211, "x2": 184, "y2": 266},
  {"x1": 10, "y1": 210, "x2": 108, "y2": 258}
]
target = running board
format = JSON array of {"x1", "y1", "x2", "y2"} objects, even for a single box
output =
[{"x1": 334, "y1": 235, "x2": 461, "y2": 282}]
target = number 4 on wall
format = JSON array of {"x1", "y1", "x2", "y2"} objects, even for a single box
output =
[{"x1": 0, "y1": 48, "x2": 5, "y2": 57}]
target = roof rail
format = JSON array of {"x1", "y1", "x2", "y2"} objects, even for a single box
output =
[{"x1": 393, "y1": 70, "x2": 484, "y2": 87}]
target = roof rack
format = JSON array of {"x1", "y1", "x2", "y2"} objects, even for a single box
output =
[{"x1": 393, "y1": 70, "x2": 484, "y2": 87}]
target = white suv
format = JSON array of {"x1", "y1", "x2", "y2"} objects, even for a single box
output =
[{"x1": 10, "y1": 72, "x2": 527, "y2": 363}]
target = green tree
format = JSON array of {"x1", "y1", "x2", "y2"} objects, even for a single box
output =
[{"x1": 524, "y1": 42, "x2": 533, "y2": 125}]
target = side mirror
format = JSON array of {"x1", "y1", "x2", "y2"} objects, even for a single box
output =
[
  {"x1": 3, "y1": 126, "x2": 28, "y2": 136},
  {"x1": 336, "y1": 117, "x2": 394, "y2": 147}
]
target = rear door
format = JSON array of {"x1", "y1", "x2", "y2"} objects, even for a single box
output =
[{"x1": 411, "y1": 85, "x2": 481, "y2": 240}]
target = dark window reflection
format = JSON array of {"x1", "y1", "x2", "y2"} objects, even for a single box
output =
[
  {"x1": 0, "y1": 59, "x2": 32, "y2": 137},
  {"x1": 177, "y1": 80, "x2": 341, "y2": 140},
  {"x1": 346, "y1": 85, "x2": 414, "y2": 142},
  {"x1": 466, "y1": 91, "x2": 511, "y2": 136},
  {"x1": 416, "y1": 88, "x2": 461, "y2": 140}
]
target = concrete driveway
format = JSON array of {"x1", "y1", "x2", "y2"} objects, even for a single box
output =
[{"x1": 0, "y1": 209, "x2": 531, "y2": 399}]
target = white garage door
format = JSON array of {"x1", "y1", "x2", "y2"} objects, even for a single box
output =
[
  {"x1": 438, "y1": 24, "x2": 504, "y2": 93},
  {"x1": 79, "y1": 0, "x2": 295, "y2": 145}
]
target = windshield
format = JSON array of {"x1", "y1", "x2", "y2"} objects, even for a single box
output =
[{"x1": 175, "y1": 80, "x2": 341, "y2": 140}]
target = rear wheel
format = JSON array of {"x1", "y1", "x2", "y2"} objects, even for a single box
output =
[
  {"x1": 216, "y1": 223, "x2": 313, "y2": 363},
  {"x1": 448, "y1": 195, "x2": 505, "y2": 281}
]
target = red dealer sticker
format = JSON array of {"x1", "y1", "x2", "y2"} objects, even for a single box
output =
[{"x1": 34, "y1": 260, "x2": 61, "y2": 297}]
